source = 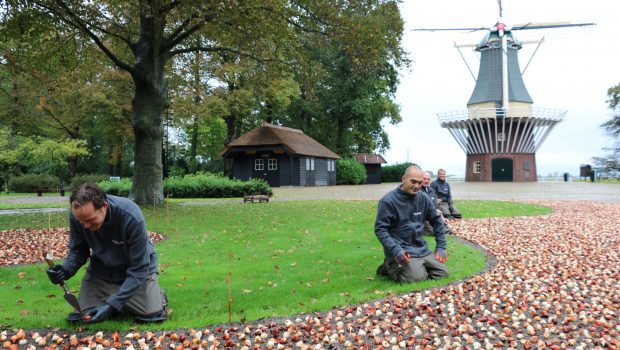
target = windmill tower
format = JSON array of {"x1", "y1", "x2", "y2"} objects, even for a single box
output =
[{"x1": 417, "y1": 2, "x2": 593, "y2": 182}]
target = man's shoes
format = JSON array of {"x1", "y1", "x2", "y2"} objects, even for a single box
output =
[
  {"x1": 451, "y1": 212, "x2": 462, "y2": 219},
  {"x1": 66, "y1": 311, "x2": 83, "y2": 323},
  {"x1": 134, "y1": 306, "x2": 168, "y2": 323},
  {"x1": 376, "y1": 262, "x2": 388, "y2": 276}
]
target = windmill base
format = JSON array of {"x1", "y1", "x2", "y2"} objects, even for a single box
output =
[{"x1": 465, "y1": 153, "x2": 537, "y2": 182}]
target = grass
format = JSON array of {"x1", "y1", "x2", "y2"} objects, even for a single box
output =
[{"x1": 0, "y1": 199, "x2": 550, "y2": 331}]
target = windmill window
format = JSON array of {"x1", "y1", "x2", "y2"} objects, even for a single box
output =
[
  {"x1": 473, "y1": 161, "x2": 481, "y2": 174},
  {"x1": 523, "y1": 160, "x2": 530, "y2": 170},
  {"x1": 255, "y1": 159, "x2": 264, "y2": 171},
  {"x1": 497, "y1": 132, "x2": 505, "y2": 142}
]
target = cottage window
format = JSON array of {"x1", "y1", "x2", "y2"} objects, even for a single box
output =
[
  {"x1": 255, "y1": 159, "x2": 264, "y2": 171},
  {"x1": 305, "y1": 158, "x2": 310, "y2": 170},
  {"x1": 268, "y1": 158, "x2": 277, "y2": 170},
  {"x1": 310, "y1": 158, "x2": 315, "y2": 170},
  {"x1": 473, "y1": 161, "x2": 481, "y2": 174}
]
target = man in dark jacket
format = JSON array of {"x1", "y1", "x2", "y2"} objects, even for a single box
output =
[
  {"x1": 374, "y1": 166, "x2": 449, "y2": 282},
  {"x1": 46, "y1": 183, "x2": 167, "y2": 324},
  {"x1": 430, "y1": 168, "x2": 462, "y2": 219},
  {"x1": 421, "y1": 171, "x2": 453, "y2": 236}
]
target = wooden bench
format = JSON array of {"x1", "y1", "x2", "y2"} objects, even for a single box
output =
[
  {"x1": 35, "y1": 188, "x2": 66, "y2": 197},
  {"x1": 243, "y1": 194, "x2": 270, "y2": 203}
]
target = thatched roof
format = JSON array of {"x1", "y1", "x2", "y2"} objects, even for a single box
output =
[
  {"x1": 220, "y1": 123, "x2": 340, "y2": 159},
  {"x1": 353, "y1": 153, "x2": 387, "y2": 164}
]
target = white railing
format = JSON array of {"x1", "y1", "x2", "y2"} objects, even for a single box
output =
[{"x1": 437, "y1": 107, "x2": 567, "y2": 123}]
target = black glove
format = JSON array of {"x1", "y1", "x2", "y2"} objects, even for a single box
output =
[
  {"x1": 83, "y1": 303, "x2": 117, "y2": 324},
  {"x1": 46, "y1": 265, "x2": 68, "y2": 285}
]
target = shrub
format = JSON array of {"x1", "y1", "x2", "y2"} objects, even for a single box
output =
[
  {"x1": 381, "y1": 162, "x2": 418, "y2": 183},
  {"x1": 8, "y1": 174, "x2": 61, "y2": 193},
  {"x1": 164, "y1": 173, "x2": 272, "y2": 198},
  {"x1": 336, "y1": 158, "x2": 367, "y2": 185},
  {"x1": 97, "y1": 178, "x2": 132, "y2": 197},
  {"x1": 95, "y1": 173, "x2": 273, "y2": 199},
  {"x1": 68, "y1": 174, "x2": 110, "y2": 191}
]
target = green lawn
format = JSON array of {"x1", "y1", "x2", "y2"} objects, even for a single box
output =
[{"x1": 0, "y1": 199, "x2": 550, "y2": 330}]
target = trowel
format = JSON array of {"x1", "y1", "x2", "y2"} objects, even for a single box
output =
[{"x1": 44, "y1": 253, "x2": 82, "y2": 313}]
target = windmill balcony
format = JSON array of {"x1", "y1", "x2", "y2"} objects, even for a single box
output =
[
  {"x1": 437, "y1": 107, "x2": 566, "y2": 123},
  {"x1": 437, "y1": 107, "x2": 566, "y2": 155}
]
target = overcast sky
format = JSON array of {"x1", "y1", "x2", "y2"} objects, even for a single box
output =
[{"x1": 385, "y1": 0, "x2": 620, "y2": 177}]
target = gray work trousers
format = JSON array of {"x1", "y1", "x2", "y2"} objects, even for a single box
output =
[
  {"x1": 78, "y1": 271, "x2": 166, "y2": 316},
  {"x1": 437, "y1": 201, "x2": 461, "y2": 218},
  {"x1": 385, "y1": 253, "x2": 449, "y2": 283},
  {"x1": 423, "y1": 221, "x2": 453, "y2": 236}
]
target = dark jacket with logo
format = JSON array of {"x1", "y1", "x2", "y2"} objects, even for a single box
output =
[
  {"x1": 430, "y1": 179, "x2": 453, "y2": 204},
  {"x1": 421, "y1": 185, "x2": 439, "y2": 206},
  {"x1": 63, "y1": 195, "x2": 158, "y2": 311},
  {"x1": 374, "y1": 186, "x2": 446, "y2": 262}
]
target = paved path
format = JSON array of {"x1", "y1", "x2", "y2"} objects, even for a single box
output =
[
  {"x1": 271, "y1": 181, "x2": 620, "y2": 203},
  {"x1": 2, "y1": 182, "x2": 619, "y2": 208}
]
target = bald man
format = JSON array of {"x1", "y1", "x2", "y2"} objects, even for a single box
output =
[{"x1": 374, "y1": 166, "x2": 449, "y2": 283}]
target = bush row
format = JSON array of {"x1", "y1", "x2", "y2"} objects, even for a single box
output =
[
  {"x1": 7, "y1": 174, "x2": 61, "y2": 193},
  {"x1": 8, "y1": 173, "x2": 272, "y2": 198},
  {"x1": 162, "y1": 173, "x2": 272, "y2": 198},
  {"x1": 381, "y1": 162, "x2": 418, "y2": 183}
]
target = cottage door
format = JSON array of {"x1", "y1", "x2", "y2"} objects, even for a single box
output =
[
  {"x1": 253, "y1": 157, "x2": 280, "y2": 186},
  {"x1": 305, "y1": 157, "x2": 315, "y2": 186}
]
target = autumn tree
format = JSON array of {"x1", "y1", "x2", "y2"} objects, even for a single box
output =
[
  {"x1": 592, "y1": 83, "x2": 620, "y2": 177},
  {"x1": 284, "y1": 1, "x2": 407, "y2": 157},
  {"x1": 2, "y1": 0, "x2": 371, "y2": 204}
]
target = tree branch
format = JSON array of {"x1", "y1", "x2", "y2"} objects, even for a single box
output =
[
  {"x1": 34, "y1": 1, "x2": 134, "y2": 73},
  {"x1": 260, "y1": 4, "x2": 329, "y2": 36},
  {"x1": 40, "y1": 105, "x2": 76, "y2": 137},
  {"x1": 169, "y1": 45, "x2": 276, "y2": 63}
]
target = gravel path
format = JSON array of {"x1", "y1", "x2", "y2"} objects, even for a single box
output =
[{"x1": 2, "y1": 200, "x2": 618, "y2": 349}]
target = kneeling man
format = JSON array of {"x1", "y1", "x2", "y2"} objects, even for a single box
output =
[
  {"x1": 375, "y1": 166, "x2": 449, "y2": 282},
  {"x1": 46, "y1": 183, "x2": 167, "y2": 323}
]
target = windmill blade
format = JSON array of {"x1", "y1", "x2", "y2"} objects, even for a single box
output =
[
  {"x1": 413, "y1": 26, "x2": 488, "y2": 32},
  {"x1": 511, "y1": 21, "x2": 596, "y2": 31}
]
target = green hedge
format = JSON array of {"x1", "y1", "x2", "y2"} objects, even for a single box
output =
[
  {"x1": 68, "y1": 174, "x2": 110, "y2": 191},
  {"x1": 8, "y1": 174, "x2": 61, "y2": 193},
  {"x1": 97, "y1": 178, "x2": 132, "y2": 197},
  {"x1": 97, "y1": 173, "x2": 273, "y2": 199},
  {"x1": 164, "y1": 173, "x2": 272, "y2": 198},
  {"x1": 336, "y1": 158, "x2": 367, "y2": 185},
  {"x1": 381, "y1": 162, "x2": 418, "y2": 183}
]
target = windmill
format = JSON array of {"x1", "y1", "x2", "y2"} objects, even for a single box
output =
[{"x1": 415, "y1": 1, "x2": 594, "y2": 182}]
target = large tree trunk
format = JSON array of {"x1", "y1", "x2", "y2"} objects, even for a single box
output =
[{"x1": 130, "y1": 70, "x2": 165, "y2": 205}]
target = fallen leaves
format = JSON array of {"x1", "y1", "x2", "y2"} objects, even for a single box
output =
[
  {"x1": 0, "y1": 201, "x2": 618, "y2": 350},
  {"x1": 0, "y1": 228, "x2": 163, "y2": 266}
]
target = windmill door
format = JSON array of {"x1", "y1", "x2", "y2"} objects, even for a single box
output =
[{"x1": 492, "y1": 158, "x2": 513, "y2": 182}]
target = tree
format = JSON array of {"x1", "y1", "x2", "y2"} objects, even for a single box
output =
[
  {"x1": 0, "y1": 130, "x2": 29, "y2": 191},
  {"x1": 0, "y1": 6, "x2": 131, "y2": 178},
  {"x1": 593, "y1": 83, "x2": 620, "y2": 177},
  {"x1": 284, "y1": 1, "x2": 407, "y2": 157},
  {"x1": 4, "y1": 0, "x2": 367, "y2": 204},
  {"x1": 27, "y1": 137, "x2": 90, "y2": 186}
]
